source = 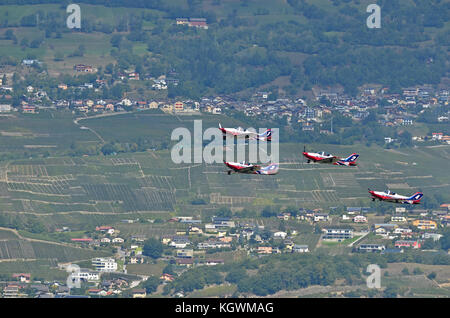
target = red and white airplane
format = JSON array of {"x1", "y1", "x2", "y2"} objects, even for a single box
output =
[
  {"x1": 368, "y1": 189, "x2": 423, "y2": 204},
  {"x1": 224, "y1": 161, "x2": 279, "y2": 175},
  {"x1": 302, "y1": 147, "x2": 359, "y2": 166},
  {"x1": 218, "y1": 123, "x2": 272, "y2": 141}
]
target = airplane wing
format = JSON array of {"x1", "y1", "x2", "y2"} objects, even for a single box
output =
[
  {"x1": 236, "y1": 165, "x2": 260, "y2": 173},
  {"x1": 237, "y1": 166, "x2": 255, "y2": 173},
  {"x1": 319, "y1": 157, "x2": 338, "y2": 163},
  {"x1": 227, "y1": 163, "x2": 259, "y2": 173}
]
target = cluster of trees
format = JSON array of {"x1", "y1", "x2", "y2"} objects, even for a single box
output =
[
  {"x1": 2, "y1": 0, "x2": 448, "y2": 98},
  {"x1": 165, "y1": 249, "x2": 450, "y2": 296}
]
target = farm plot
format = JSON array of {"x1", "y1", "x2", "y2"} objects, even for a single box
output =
[
  {"x1": 30, "y1": 242, "x2": 107, "y2": 262},
  {"x1": 209, "y1": 193, "x2": 255, "y2": 205},
  {"x1": 277, "y1": 191, "x2": 315, "y2": 203},
  {"x1": 111, "y1": 158, "x2": 138, "y2": 166},
  {"x1": 323, "y1": 172, "x2": 358, "y2": 188},
  {"x1": 8, "y1": 165, "x2": 48, "y2": 177},
  {"x1": 81, "y1": 183, "x2": 141, "y2": 211},
  {"x1": 44, "y1": 158, "x2": 76, "y2": 165},
  {"x1": 0, "y1": 181, "x2": 9, "y2": 196},
  {"x1": 19, "y1": 199, "x2": 34, "y2": 212},
  {"x1": 0, "y1": 229, "x2": 20, "y2": 240},
  {"x1": 313, "y1": 190, "x2": 341, "y2": 203},
  {"x1": 7, "y1": 181, "x2": 69, "y2": 196},
  {"x1": 30, "y1": 201, "x2": 99, "y2": 213},
  {"x1": 0, "y1": 240, "x2": 36, "y2": 259},
  {"x1": 138, "y1": 175, "x2": 175, "y2": 190},
  {"x1": 0, "y1": 166, "x2": 7, "y2": 181},
  {"x1": 0, "y1": 259, "x2": 67, "y2": 281},
  {"x1": 133, "y1": 188, "x2": 176, "y2": 211}
]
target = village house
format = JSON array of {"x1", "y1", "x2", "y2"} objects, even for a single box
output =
[
  {"x1": 257, "y1": 246, "x2": 273, "y2": 254},
  {"x1": 176, "y1": 258, "x2": 194, "y2": 267},
  {"x1": 96, "y1": 226, "x2": 115, "y2": 235},
  {"x1": 75, "y1": 269, "x2": 100, "y2": 282},
  {"x1": 174, "y1": 101, "x2": 184, "y2": 112},
  {"x1": 22, "y1": 105, "x2": 37, "y2": 114},
  {"x1": 322, "y1": 228, "x2": 353, "y2": 241},
  {"x1": 12, "y1": 273, "x2": 31, "y2": 283},
  {"x1": 112, "y1": 237, "x2": 124, "y2": 244},
  {"x1": 73, "y1": 64, "x2": 97, "y2": 73},
  {"x1": 273, "y1": 231, "x2": 287, "y2": 239},
  {"x1": 395, "y1": 240, "x2": 422, "y2": 249},
  {"x1": 292, "y1": 245, "x2": 309, "y2": 253},
  {"x1": 160, "y1": 273, "x2": 175, "y2": 282},
  {"x1": 3, "y1": 285, "x2": 19, "y2": 298},
  {"x1": 131, "y1": 289, "x2": 147, "y2": 298},
  {"x1": 358, "y1": 244, "x2": 386, "y2": 253},
  {"x1": 92, "y1": 258, "x2": 118, "y2": 272},
  {"x1": 205, "y1": 259, "x2": 225, "y2": 266},
  {"x1": 412, "y1": 220, "x2": 437, "y2": 230},
  {"x1": 176, "y1": 249, "x2": 194, "y2": 258},
  {"x1": 169, "y1": 237, "x2": 191, "y2": 249},
  {"x1": 353, "y1": 215, "x2": 367, "y2": 223},
  {"x1": 422, "y1": 233, "x2": 442, "y2": 241},
  {"x1": 129, "y1": 255, "x2": 145, "y2": 264},
  {"x1": 313, "y1": 213, "x2": 329, "y2": 222},
  {"x1": 391, "y1": 215, "x2": 407, "y2": 223}
]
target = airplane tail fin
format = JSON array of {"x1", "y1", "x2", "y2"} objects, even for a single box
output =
[
  {"x1": 219, "y1": 123, "x2": 222, "y2": 129},
  {"x1": 343, "y1": 153, "x2": 359, "y2": 162},
  {"x1": 257, "y1": 128, "x2": 272, "y2": 141},
  {"x1": 257, "y1": 163, "x2": 279, "y2": 175},
  {"x1": 407, "y1": 192, "x2": 423, "y2": 201}
]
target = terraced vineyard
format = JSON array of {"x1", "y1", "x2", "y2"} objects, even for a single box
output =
[
  {"x1": 0, "y1": 141, "x2": 447, "y2": 232},
  {"x1": 0, "y1": 229, "x2": 110, "y2": 262}
]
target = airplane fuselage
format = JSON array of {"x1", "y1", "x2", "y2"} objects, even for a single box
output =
[
  {"x1": 224, "y1": 161, "x2": 278, "y2": 175},
  {"x1": 302, "y1": 151, "x2": 336, "y2": 163},
  {"x1": 219, "y1": 127, "x2": 253, "y2": 137},
  {"x1": 369, "y1": 190, "x2": 422, "y2": 204}
]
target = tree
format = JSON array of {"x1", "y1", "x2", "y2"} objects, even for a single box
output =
[
  {"x1": 143, "y1": 238, "x2": 164, "y2": 259},
  {"x1": 143, "y1": 275, "x2": 160, "y2": 294},
  {"x1": 217, "y1": 207, "x2": 232, "y2": 218},
  {"x1": 440, "y1": 229, "x2": 450, "y2": 251},
  {"x1": 225, "y1": 268, "x2": 247, "y2": 284},
  {"x1": 383, "y1": 285, "x2": 399, "y2": 298},
  {"x1": 163, "y1": 264, "x2": 175, "y2": 275},
  {"x1": 110, "y1": 34, "x2": 122, "y2": 48},
  {"x1": 261, "y1": 206, "x2": 277, "y2": 218},
  {"x1": 427, "y1": 272, "x2": 437, "y2": 280},
  {"x1": 422, "y1": 238, "x2": 436, "y2": 250}
]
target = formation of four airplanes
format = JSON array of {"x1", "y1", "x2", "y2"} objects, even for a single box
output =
[{"x1": 218, "y1": 123, "x2": 424, "y2": 205}]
